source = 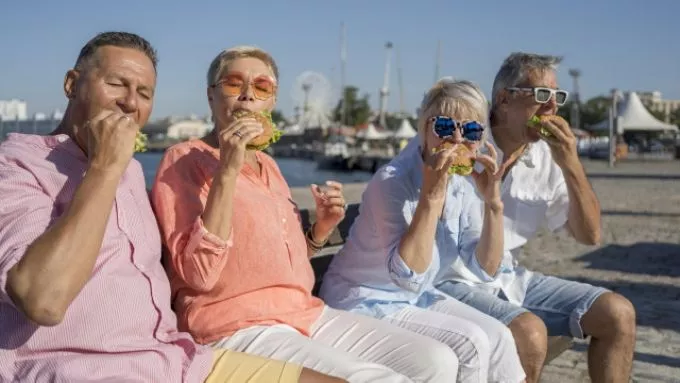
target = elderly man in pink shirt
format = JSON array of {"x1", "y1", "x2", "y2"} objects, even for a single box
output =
[{"x1": 0, "y1": 31, "x2": 342, "y2": 383}]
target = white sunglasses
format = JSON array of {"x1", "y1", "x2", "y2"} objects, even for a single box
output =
[{"x1": 506, "y1": 87, "x2": 569, "y2": 106}]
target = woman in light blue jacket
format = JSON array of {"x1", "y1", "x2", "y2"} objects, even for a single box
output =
[{"x1": 319, "y1": 79, "x2": 525, "y2": 383}]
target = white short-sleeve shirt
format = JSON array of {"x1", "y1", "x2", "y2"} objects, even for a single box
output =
[{"x1": 467, "y1": 134, "x2": 570, "y2": 304}]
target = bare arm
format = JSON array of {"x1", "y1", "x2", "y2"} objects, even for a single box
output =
[
  {"x1": 202, "y1": 120, "x2": 264, "y2": 242},
  {"x1": 305, "y1": 182, "x2": 349, "y2": 259},
  {"x1": 306, "y1": 222, "x2": 332, "y2": 259},
  {"x1": 7, "y1": 111, "x2": 136, "y2": 326},
  {"x1": 7, "y1": 169, "x2": 122, "y2": 326},
  {"x1": 540, "y1": 117, "x2": 601, "y2": 245},
  {"x1": 202, "y1": 171, "x2": 238, "y2": 241},
  {"x1": 474, "y1": 201, "x2": 505, "y2": 276},
  {"x1": 563, "y1": 159, "x2": 601, "y2": 245}
]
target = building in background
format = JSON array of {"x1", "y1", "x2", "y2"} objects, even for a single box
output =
[
  {"x1": 637, "y1": 91, "x2": 680, "y2": 123},
  {"x1": 0, "y1": 99, "x2": 28, "y2": 121}
]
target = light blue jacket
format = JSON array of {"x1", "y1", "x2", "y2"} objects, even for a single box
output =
[{"x1": 319, "y1": 139, "x2": 511, "y2": 318}]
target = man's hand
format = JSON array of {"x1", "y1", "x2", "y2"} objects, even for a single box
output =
[
  {"x1": 537, "y1": 116, "x2": 580, "y2": 170},
  {"x1": 86, "y1": 110, "x2": 139, "y2": 174},
  {"x1": 539, "y1": 116, "x2": 602, "y2": 245}
]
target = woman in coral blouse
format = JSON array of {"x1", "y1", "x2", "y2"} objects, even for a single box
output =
[{"x1": 151, "y1": 46, "x2": 464, "y2": 383}]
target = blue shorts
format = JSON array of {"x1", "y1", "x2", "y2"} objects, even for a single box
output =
[{"x1": 437, "y1": 273, "x2": 609, "y2": 339}]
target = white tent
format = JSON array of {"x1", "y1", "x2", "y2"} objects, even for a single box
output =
[
  {"x1": 393, "y1": 118, "x2": 417, "y2": 139},
  {"x1": 589, "y1": 92, "x2": 678, "y2": 133},
  {"x1": 356, "y1": 123, "x2": 389, "y2": 140}
]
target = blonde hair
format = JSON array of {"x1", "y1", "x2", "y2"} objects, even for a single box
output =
[
  {"x1": 417, "y1": 78, "x2": 489, "y2": 144},
  {"x1": 206, "y1": 45, "x2": 279, "y2": 87}
]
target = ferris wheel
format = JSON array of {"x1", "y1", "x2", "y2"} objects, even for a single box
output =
[{"x1": 291, "y1": 71, "x2": 332, "y2": 114}]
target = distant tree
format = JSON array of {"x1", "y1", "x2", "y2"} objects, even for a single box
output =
[
  {"x1": 648, "y1": 108, "x2": 667, "y2": 122},
  {"x1": 556, "y1": 101, "x2": 573, "y2": 124},
  {"x1": 270, "y1": 109, "x2": 286, "y2": 126},
  {"x1": 581, "y1": 96, "x2": 611, "y2": 128},
  {"x1": 671, "y1": 108, "x2": 680, "y2": 126},
  {"x1": 385, "y1": 115, "x2": 401, "y2": 130},
  {"x1": 556, "y1": 96, "x2": 613, "y2": 131},
  {"x1": 333, "y1": 86, "x2": 372, "y2": 126}
]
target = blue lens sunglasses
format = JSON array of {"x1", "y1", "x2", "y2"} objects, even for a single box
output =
[{"x1": 430, "y1": 116, "x2": 484, "y2": 141}]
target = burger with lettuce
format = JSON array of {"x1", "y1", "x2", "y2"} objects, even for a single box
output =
[{"x1": 232, "y1": 109, "x2": 283, "y2": 151}]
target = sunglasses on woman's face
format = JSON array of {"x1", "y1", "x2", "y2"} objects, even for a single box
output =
[
  {"x1": 212, "y1": 72, "x2": 277, "y2": 101},
  {"x1": 506, "y1": 87, "x2": 568, "y2": 106},
  {"x1": 431, "y1": 116, "x2": 485, "y2": 141}
]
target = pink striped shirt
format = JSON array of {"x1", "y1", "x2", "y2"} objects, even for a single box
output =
[{"x1": 0, "y1": 134, "x2": 213, "y2": 382}]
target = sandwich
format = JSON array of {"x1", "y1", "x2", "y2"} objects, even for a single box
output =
[
  {"x1": 232, "y1": 109, "x2": 282, "y2": 150},
  {"x1": 527, "y1": 115, "x2": 565, "y2": 139},
  {"x1": 432, "y1": 142, "x2": 475, "y2": 175}
]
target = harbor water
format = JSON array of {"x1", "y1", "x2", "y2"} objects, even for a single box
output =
[{"x1": 134, "y1": 152, "x2": 374, "y2": 189}]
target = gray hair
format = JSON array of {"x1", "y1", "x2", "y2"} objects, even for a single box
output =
[
  {"x1": 206, "y1": 45, "x2": 279, "y2": 87},
  {"x1": 418, "y1": 78, "x2": 489, "y2": 144},
  {"x1": 490, "y1": 52, "x2": 562, "y2": 124},
  {"x1": 75, "y1": 31, "x2": 158, "y2": 72}
]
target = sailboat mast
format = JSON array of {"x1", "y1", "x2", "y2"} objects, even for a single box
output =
[{"x1": 340, "y1": 22, "x2": 347, "y2": 125}]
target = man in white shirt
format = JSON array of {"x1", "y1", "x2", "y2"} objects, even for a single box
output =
[{"x1": 437, "y1": 52, "x2": 635, "y2": 383}]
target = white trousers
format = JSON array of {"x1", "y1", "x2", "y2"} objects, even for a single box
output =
[
  {"x1": 384, "y1": 295, "x2": 526, "y2": 383},
  {"x1": 211, "y1": 305, "x2": 460, "y2": 382}
]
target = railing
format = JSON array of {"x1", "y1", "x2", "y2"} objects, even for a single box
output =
[{"x1": 0, "y1": 118, "x2": 60, "y2": 140}]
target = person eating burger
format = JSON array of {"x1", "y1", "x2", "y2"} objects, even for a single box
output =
[
  {"x1": 318, "y1": 78, "x2": 527, "y2": 383},
  {"x1": 435, "y1": 52, "x2": 634, "y2": 383},
  {"x1": 150, "y1": 45, "x2": 473, "y2": 383}
]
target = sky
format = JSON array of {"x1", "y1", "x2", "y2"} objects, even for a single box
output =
[{"x1": 1, "y1": 0, "x2": 678, "y2": 120}]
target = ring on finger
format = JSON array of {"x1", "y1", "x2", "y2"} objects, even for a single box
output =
[{"x1": 233, "y1": 130, "x2": 243, "y2": 138}]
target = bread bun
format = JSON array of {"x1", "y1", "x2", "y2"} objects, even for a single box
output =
[
  {"x1": 527, "y1": 115, "x2": 566, "y2": 138},
  {"x1": 232, "y1": 110, "x2": 275, "y2": 150},
  {"x1": 433, "y1": 142, "x2": 475, "y2": 175}
]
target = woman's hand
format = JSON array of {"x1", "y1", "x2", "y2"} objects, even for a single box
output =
[
  {"x1": 216, "y1": 116, "x2": 263, "y2": 177},
  {"x1": 311, "y1": 181, "x2": 347, "y2": 240},
  {"x1": 421, "y1": 146, "x2": 461, "y2": 203},
  {"x1": 471, "y1": 142, "x2": 504, "y2": 208}
]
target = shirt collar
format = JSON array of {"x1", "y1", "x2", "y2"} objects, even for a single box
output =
[{"x1": 488, "y1": 130, "x2": 537, "y2": 169}]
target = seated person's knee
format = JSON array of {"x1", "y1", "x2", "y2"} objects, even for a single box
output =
[
  {"x1": 589, "y1": 292, "x2": 636, "y2": 337},
  {"x1": 423, "y1": 341, "x2": 460, "y2": 379},
  {"x1": 510, "y1": 312, "x2": 548, "y2": 351}
]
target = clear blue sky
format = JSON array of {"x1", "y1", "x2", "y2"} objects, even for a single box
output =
[{"x1": 1, "y1": 0, "x2": 678, "y2": 120}]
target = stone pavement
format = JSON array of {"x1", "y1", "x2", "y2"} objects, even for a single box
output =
[
  {"x1": 521, "y1": 160, "x2": 680, "y2": 383},
  {"x1": 291, "y1": 159, "x2": 680, "y2": 383}
]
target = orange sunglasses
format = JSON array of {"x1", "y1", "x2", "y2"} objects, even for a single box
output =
[{"x1": 212, "y1": 72, "x2": 277, "y2": 101}]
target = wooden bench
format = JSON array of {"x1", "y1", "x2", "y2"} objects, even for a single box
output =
[{"x1": 300, "y1": 203, "x2": 573, "y2": 365}]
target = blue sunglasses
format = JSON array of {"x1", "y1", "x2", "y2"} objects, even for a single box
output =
[{"x1": 431, "y1": 116, "x2": 484, "y2": 141}]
